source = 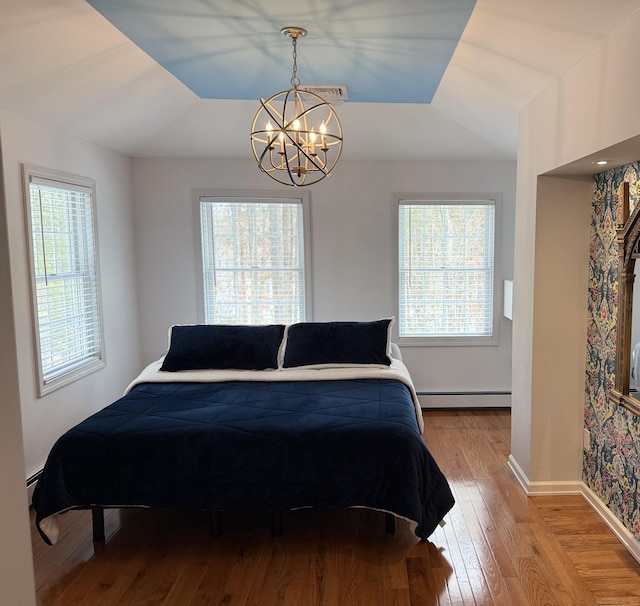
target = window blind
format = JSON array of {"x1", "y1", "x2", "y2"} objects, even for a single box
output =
[
  {"x1": 199, "y1": 198, "x2": 307, "y2": 324},
  {"x1": 27, "y1": 172, "x2": 103, "y2": 390},
  {"x1": 398, "y1": 201, "x2": 496, "y2": 339}
]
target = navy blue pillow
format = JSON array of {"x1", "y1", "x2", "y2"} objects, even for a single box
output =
[
  {"x1": 160, "y1": 324, "x2": 285, "y2": 371},
  {"x1": 283, "y1": 319, "x2": 393, "y2": 368}
]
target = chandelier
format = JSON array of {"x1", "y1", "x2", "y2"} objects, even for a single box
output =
[{"x1": 250, "y1": 27, "x2": 343, "y2": 187}]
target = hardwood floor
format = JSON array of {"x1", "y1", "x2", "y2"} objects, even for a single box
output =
[{"x1": 31, "y1": 410, "x2": 640, "y2": 605}]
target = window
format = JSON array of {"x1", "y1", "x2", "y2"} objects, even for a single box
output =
[
  {"x1": 23, "y1": 165, "x2": 105, "y2": 395},
  {"x1": 396, "y1": 195, "x2": 500, "y2": 345},
  {"x1": 196, "y1": 192, "x2": 310, "y2": 324}
]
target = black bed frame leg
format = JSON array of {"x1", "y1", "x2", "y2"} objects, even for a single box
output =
[
  {"x1": 385, "y1": 512, "x2": 396, "y2": 534},
  {"x1": 209, "y1": 510, "x2": 221, "y2": 538},
  {"x1": 271, "y1": 509, "x2": 283, "y2": 536},
  {"x1": 91, "y1": 506, "x2": 105, "y2": 542}
]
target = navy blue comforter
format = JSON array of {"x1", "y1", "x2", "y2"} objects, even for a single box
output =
[{"x1": 33, "y1": 378, "x2": 454, "y2": 543}]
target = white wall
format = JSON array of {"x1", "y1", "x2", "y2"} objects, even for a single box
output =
[
  {"x1": 530, "y1": 176, "x2": 592, "y2": 483},
  {"x1": 0, "y1": 109, "x2": 143, "y2": 479},
  {"x1": 513, "y1": 9, "x2": 640, "y2": 485},
  {"x1": 132, "y1": 157, "x2": 516, "y2": 395},
  {"x1": 0, "y1": 127, "x2": 35, "y2": 606}
]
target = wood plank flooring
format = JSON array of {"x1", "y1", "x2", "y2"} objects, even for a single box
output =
[{"x1": 31, "y1": 410, "x2": 640, "y2": 605}]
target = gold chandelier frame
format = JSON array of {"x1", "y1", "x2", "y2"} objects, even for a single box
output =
[{"x1": 250, "y1": 27, "x2": 343, "y2": 187}]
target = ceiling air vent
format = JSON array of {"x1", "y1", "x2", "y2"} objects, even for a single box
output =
[{"x1": 299, "y1": 85, "x2": 349, "y2": 103}]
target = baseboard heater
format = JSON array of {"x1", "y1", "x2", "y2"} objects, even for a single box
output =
[
  {"x1": 26, "y1": 470, "x2": 43, "y2": 504},
  {"x1": 418, "y1": 391, "x2": 511, "y2": 409}
]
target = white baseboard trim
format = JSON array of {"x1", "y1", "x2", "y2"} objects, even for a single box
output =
[
  {"x1": 581, "y1": 484, "x2": 640, "y2": 565},
  {"x1": 507, "y1": 454, "x2": 529, "y2": 493},
  {"x1": 506, "y1": 455, "x2": 582, "y2": 495},
  {"x1": 507, "y1": 454, "x2": 640, "y2": 565},
  {"x1": 418, "y1": 392, "x2": 511, "y2": 409}
]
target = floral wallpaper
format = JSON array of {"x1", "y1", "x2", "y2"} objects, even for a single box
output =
[{"x1": 584, "y1": 162, "x2": 640, "y2": 538}]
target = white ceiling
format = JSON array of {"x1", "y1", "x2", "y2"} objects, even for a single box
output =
[{"x1": 2, "y1": 0, "x2": 640, "y2": 163}]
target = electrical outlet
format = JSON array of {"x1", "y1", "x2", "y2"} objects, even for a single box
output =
[{"x1": 583, "y1": 428, "x2": 591, "y2": 452}]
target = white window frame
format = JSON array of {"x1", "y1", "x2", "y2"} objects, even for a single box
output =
[
  {"x1": 393, "y1": 193, "x2": 502, "y2": 347},
  {"x1": 22, "y1": 165, "x2": 105, "y2": 396},
  {"x1": 193, "y1": 189, "x2": 312, "y2": 324}
]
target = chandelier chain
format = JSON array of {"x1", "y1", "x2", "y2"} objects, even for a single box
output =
[{"x1": 290, "y1": 36, "x2": 300, "y2": 88}]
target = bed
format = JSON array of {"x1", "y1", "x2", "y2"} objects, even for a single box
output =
[{"x1": 32, "y1": 320, "x2": 455, "y2": 545}]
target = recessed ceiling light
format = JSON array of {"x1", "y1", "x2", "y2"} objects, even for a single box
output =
[{"x1": 595, "y1": 160, "x2": 608, "y2": 165}]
